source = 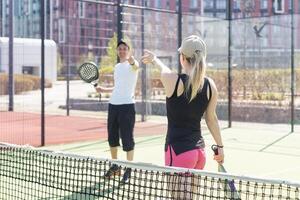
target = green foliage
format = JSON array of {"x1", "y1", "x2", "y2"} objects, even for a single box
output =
[
  {"x1": 99, "y1": 33, "x2": 133, "y2": 74},
  {"x1": 57, "y1": 51, "x2": 64, "y2": 76},
  {"x1": 76, "y1": 52, "x2": 96, "y2": 68},
  {"x1": 149, "y1": 67, "x2": 163, "y2": 78},
  {"x1": 251, "y1": 92, "x2": 284, "y2": 101},
  {"x1": 99, "y1": 33, "x2": 118, "y2": 74}
]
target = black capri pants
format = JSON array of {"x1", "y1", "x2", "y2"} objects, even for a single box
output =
[{"x1": 107, "y1": 103, "x2": 135, "y2": 151}]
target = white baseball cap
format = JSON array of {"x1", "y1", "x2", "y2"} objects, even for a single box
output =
[{"x1": 178, "y1": 35, "x2": 206, "y2": 58}]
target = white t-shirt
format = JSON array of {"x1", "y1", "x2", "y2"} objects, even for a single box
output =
[{"x1": 109, "y1": 61, "x2": 138, "y2": 105}]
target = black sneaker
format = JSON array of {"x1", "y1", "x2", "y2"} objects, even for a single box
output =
[
  {"x1": 121, "y1": 168, "x2": 131, "y2": 184},
  {"x1": 104, "y1": 164, "x2": 121, "y2": 178}
]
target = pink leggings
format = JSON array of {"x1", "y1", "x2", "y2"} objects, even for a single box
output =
[{"x1": 165, "y1": 145, "x2": 206, "y2": 170}]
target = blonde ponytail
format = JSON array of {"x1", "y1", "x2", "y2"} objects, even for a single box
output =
[{"x1": 185, "y1": 50, "x2": 207, "y2": 102}]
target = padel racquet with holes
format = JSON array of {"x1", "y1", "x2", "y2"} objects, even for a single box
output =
[
  {"x1": 78, "y1": 62, "x2": 99, "y2": 87},
  {"x1": 211, "y1": 145, "x2": 241, "y2": 199}
]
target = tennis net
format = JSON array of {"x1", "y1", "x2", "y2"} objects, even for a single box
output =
[{"x1": 0, "y1": 142, "x2": 299, "y2": 200}]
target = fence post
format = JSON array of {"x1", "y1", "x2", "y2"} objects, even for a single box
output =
[
  {"x1": 41, "y1": 0, "x2": 46, "y2": 146},
  {"x1": 227, "y1": 0, "x2": 232, "y2": 128},
  {"x1": 177, "y1": 0, "x2": 182, "y2": 73},
  {"x1": 8, "y1": 0, "x2": 14, "y2": 111},
  {"x1": 141, "y1": 0, "x2": 147, "y2": 121},
  {"x1": 291, "y1": 0, "x2": 295, "y2": 132},
  {"x1": 66, "y1": 3, "x2": 70, "y2": 116},
  {"x1": 117, "y1": 0, "x2": 123, "y2": 45}
]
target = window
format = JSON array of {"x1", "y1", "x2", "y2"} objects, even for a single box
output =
[
  {"x1": 58, "y1": 19, "x2": 66, "y2": 43},
  {"x1": 55, "y1": 0, "x2": 59, "y2": 7},
  {"x1": 155, "y1": 0, "x2": 161, "y2": 9},
  {"x1": 32, "y1": 2, "x2": 39, "y2": 12},
  {"x1": 261, "y1": 0, "x2": 268, "y2": 9},
  {"x1": 274, "y1": 0, "x2": 284, "y2": 13},
  {"x1": 23, "y1": 0, "x2": 30, "y2": 15},
  {"x1": 166, "y1": 0, "x2": 170, "y2": 9},
  {"x1": 22, "y1": 66, "x2": 38, "y2": 75},
  {"x1": 204, "y1": 0, "x2": 213, "y2": 9},
  {"x1": 233, "y1": 0, "x2": 241, "y2": 9},
  {"x1": 288, "y1": 0, "x2": 292, "y2": 9},
  {"x1": 216, "y1": 0, "x2": 226, "y2": 9},
  {"x1": 14, "y1": 0, "x2": 20, "y2": 16},
  {"x1": 78, "y1": 2, "x2": 85, "y2": 18},
  {"x1": 190, "y1": 0, "x2": 198, "y2": 9}
]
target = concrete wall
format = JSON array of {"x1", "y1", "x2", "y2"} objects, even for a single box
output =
[{"x1": 67, "y1": 98, "x2": 298, "y2": 124}]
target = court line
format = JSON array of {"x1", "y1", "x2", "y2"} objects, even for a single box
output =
[{"x1": 259, "y1": 132, "x2": 293, "y2": 152}]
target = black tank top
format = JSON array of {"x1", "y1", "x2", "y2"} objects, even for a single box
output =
[{"x1": 165, "y1": 74, "x2": 212, "y2": 155}]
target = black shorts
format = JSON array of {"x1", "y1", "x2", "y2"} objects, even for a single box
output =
[{"x1": 107, "y1": 103, "x2": 135, "y2": 151}]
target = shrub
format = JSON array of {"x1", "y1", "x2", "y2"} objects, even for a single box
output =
[
  {"x1": 0, "y1": 73, "x2": 52, "y2": 95},
  {"x1": 15, "y1": 76, "x2": 34, "y2": 94},
  {"x1": 0, "y1": 74, "x2": 8, "y2": 95},
  {"x1": 206, "y1": 68, "x2": 294, "y2": 101}
]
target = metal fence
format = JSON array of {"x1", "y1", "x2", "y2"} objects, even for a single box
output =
[{"x1": 1, "y1": 0, "x2": 300, "y2": 146}]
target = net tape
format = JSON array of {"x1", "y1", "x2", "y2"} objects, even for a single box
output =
[{"x1": 0, "y1": 143, "x2": 299, "y2": 200}]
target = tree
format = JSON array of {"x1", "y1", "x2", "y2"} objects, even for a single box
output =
[
  {"x1": 76, "y1": 50, "x2": 96, "y2": 68},
  {"x1": 99, "y1": 33, "x2": 132, "y2": 74},
  {"x1": 57, "y1": 51, "x2": 64, "y2": 77},
  {"x1": 99, "y1": 33, "x2": 118, "y2": 74}
]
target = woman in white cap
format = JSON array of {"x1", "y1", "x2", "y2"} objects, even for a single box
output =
[{"x1": 142, "y1": 35, "x2": 224, "y2": 199}]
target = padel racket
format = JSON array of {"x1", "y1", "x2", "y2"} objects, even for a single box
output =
[
  {"x1": 78, "y1": 62, "x2": 99, "y2": 87},
  {"x1": 211, "y1": 145, "x2": 241, "y2": 199}
]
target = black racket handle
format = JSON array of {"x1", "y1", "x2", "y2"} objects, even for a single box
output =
[
  {"x1": 211, "y1": 145, "x2": 219, "y2": 155},
  {"x1": 93, "y1": 83, "x2": 101, "y2": 102}
]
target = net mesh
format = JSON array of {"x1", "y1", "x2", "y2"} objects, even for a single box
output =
[{"x1": 0, "y1": 143, "x2": 299, "y2": 200}]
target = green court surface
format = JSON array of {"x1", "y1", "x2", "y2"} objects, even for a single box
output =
[
  {"x1": 1, "y1": 120, "x2": 300, "y2": 200},
  {"x1": 42, "y1": 119, "x2": 300, "y2": 183}
]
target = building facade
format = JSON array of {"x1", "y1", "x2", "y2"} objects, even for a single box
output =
[{"x1": 1, "y1": 0, "x2": 299, "y2": 76}]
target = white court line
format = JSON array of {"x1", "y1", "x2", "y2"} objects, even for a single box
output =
[{"x1": 260, "y1": 165, "x2": 300, "y2": 177}]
